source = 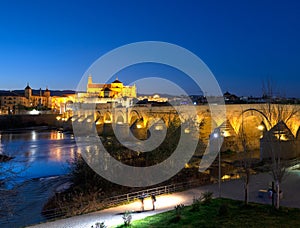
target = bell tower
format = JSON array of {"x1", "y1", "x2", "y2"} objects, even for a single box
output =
[
  {"x1": 44, "y1": 87, "x2": 50, "y2": 97},
  {"x1": 25, "y1": 83, "x2": 32, "y2": 99},
  {"x1": 43, "y1": 87, "x2": 51, "y2": 108},
  {"x1": 88, "y1": 75, "x2": 93, "y2": 84},
  {"x1": 87, "y1": 75, "x2": 93, "y2": 92}
]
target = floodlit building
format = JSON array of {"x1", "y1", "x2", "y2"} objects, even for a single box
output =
[
  {"x1": 0, "y1": 83, "x2": 77, "y2": 115},
  {"x1": 51, "y1": 93, "x2": 75, "y2": 115},
  {"x1": 82, "y1": 75, "x2": 137, "y2": 107},
  {"x1": 0, "y1": 84, "x2": 51, "y2": 114},
  {"x1": 87, "y1": 75, "x2": 136, "y2": 98},
  {"x1": 138, "y1": 94, "x2": 168, "y2": 102}
]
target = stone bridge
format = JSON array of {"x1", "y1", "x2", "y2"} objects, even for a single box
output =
[{"x1": 69, "y1": 103, "x2": 300, "y2": 152}]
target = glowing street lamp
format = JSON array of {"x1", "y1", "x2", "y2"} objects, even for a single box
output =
[{"x1": 212, "y1": 127, "x2": 223, "y2": 198}]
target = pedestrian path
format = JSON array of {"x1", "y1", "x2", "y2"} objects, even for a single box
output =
[
  {"x1": 28, "y1": 187, "x2": 203, "y2": 228},
  {"x1": 28, "y1": 170, "x2": 300, "y2": 228}
]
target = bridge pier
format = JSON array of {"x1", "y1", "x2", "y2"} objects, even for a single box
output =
[{"x1": 113, "y1": 123, "x2": 130, "y2": 141}]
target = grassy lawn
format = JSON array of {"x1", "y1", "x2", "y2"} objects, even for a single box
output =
[{"x1": 116, "y1": 198, "x2": 300, "y2": 227}]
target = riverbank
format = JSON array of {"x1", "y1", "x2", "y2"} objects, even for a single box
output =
[
  {"x1": 0, "y1": 129, "x2": 78, "y2": 227},
  {"x1": 0, "y1": 175, "x2": 72, "y2": 228},
  {"x1": 0, "y1": 153, "x2": 14, "y2": 162}
]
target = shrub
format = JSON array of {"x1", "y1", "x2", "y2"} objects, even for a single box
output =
[
  {"x1": 191, "y1": 196, "x2": 201, "y2": 211},
  {"x1": 122, "y1": 211, "x2": 132, "y2": 226},
  {"x1": 201, "y1": 191, "x2": 213, "y2": 205},
  {"x1": 170, "y1": 204, "x2": 185, "y2": 223},
  {"x1": 219, "y1": 203, "x2": 229, "y2": 216},
  {"x1": 175, "y1": 204, "x2": 185, "y2": 216},
  {"x1": 91, "y1": 221, "x2": 106, "y2": 228}
]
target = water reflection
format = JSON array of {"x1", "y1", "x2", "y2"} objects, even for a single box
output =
[
  {"x1": 0, "y1": 129, "x2": 80, "y2": 227},
  {"x1": 50, "y1": 131, "x2": 64, "y2": 140},
  {"x1": 31, "y1": 131, "x2": 37, "y2": 141},
  {"x1": 0, "y1": 130, "x2": 79, "y2": 180}
]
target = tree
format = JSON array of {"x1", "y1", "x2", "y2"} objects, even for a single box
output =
[
  {"x1": 238, "y1": 110, "x2": 253, "y2": 206},
  {"x1": 260, "y1": 81, "x2": 299, "y2": 209},
  {"x1": 261, "y1": 122, "x2": 289, "y2": 209},
  {"x1": 0, "y1": 153, "x2": 18, "y2": 218}
]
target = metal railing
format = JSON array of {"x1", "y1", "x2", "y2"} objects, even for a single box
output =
[{"x1": 42, "y1": 177, "x2": 210, "y2": 221}]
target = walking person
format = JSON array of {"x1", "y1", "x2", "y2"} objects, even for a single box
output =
[
  {"x1": 140, "y1": 192, "x2": 146, "y2": 212},
  {"x1": 151, "y1": 194, "x2": 156, "y2": 210}
]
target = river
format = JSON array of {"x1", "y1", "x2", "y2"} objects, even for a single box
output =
[{"x1": 0, "y1": 128, "x2": 79, "y2": 227}]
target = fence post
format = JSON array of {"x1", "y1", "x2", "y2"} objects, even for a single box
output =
[{"x1": 127, "y1": 194, "x2": 129, "y2": 202}]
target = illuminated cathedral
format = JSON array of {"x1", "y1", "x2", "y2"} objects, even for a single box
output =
[{"x1": 86, "y1": 75, "x2": 137, "y2": 98}]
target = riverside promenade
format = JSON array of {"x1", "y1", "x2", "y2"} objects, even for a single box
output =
[{"x1": 29, "y1": 170, "x2": 300, "y2": 228}]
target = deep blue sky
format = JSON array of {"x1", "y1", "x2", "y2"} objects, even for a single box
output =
[{"x1": 0, "y1": 0, "x2": 299, "y2": 97}]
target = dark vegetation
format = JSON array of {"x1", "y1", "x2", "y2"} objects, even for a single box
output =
[
  {"x1": 42, "y1": 117, "x2": 211, "y2": 218},
  {"x1": 0, "y1": 153, "x2": 17, "y2": 218},
  {"x1": 42, "y1": 153, "x2": 211, "y2": 218},
  {"x1": 0, "y1": 154, "x2": 14, "y2": 162}
]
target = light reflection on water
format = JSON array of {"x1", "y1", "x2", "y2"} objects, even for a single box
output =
[
  {"x1": 0, "y1": 130, "x2": 78, "y2": 180},
  {"x1": 0, "y1": 129, "x2": 79, "y2": 227}
]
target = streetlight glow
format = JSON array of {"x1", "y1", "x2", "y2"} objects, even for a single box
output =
[
  {"x1": 211, "y1": 127, "x2": 223, "y2": 198},
  {"x1": 258, "y1": 125, "x2": 264, "y2": 131}
]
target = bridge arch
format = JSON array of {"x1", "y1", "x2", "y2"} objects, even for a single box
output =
[
  {"x1": 146, "y1": 116, "x2": 167, "y2": 130},
  {"x1": 296, "y1": 127, "x2": 300, "y2": 140},
  {"x1": 129, "y1": 110, "x2": 142, "y2": 126},
  {"x1": 233, "y1": 108, "x2": 272, "y2": 151},
  {"x1": 104, "y1": 111, "x2": 112, "y2": 123},
  {"x1": 235, "y1": 108, "x2": 271, "y2": 134},
  {"x1": 199, "y1": 117, "x2": 218, "y2": 142},
  {"x1": 94, "y1": 110, "x2": 104, "y2": 125},
  {"x1": 115, "y1": 110, "x2": 125, "y2": 124}
]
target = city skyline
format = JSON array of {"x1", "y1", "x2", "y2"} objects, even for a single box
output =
[{"x1": 0, "y1": 1, "x2": 299, "y2": 97}]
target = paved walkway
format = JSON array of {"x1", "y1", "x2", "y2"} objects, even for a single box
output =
[{"x1": 28, "y1": 170, "x2": 300, "y2": 228}]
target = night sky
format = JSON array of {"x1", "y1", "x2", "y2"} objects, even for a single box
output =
[{"x1": 0, "y1": 0, "x2": 299, "y2": 97}]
